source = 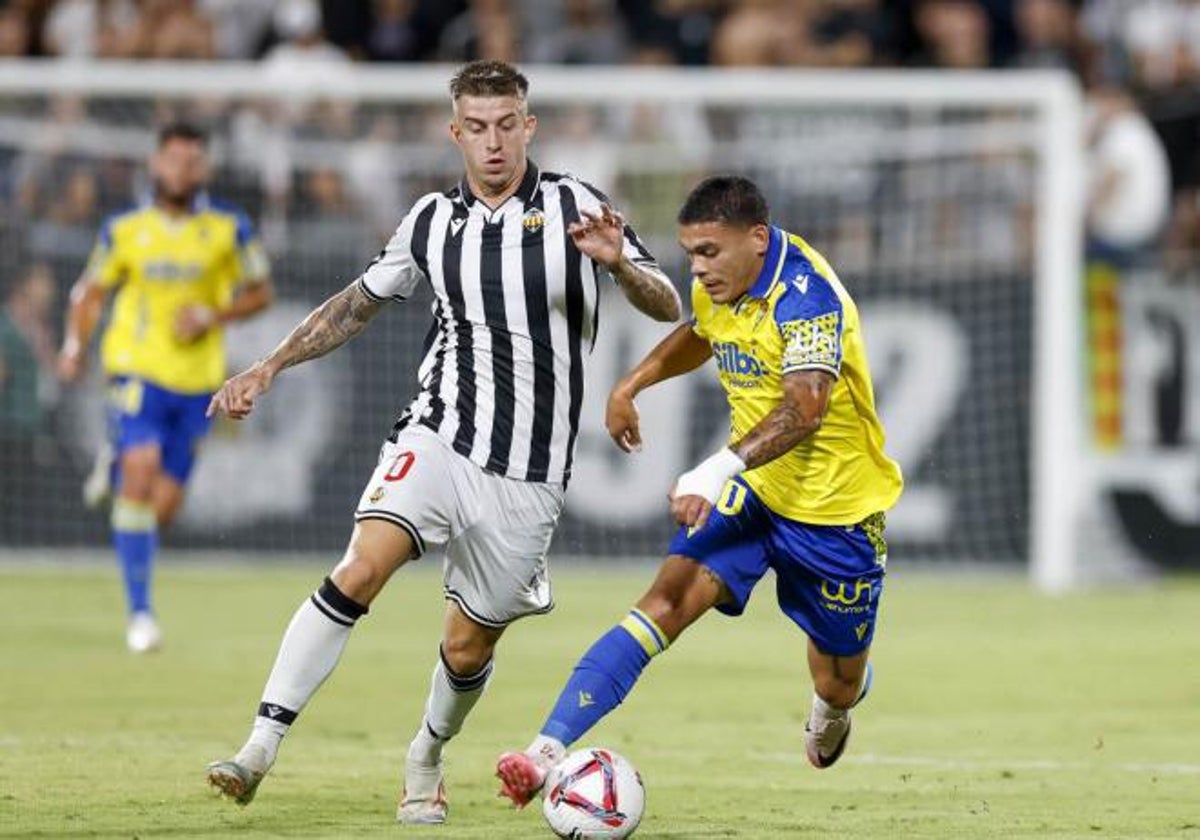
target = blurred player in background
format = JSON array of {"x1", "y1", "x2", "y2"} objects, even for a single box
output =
[
  {"x1": 203, "y1": 60, "x2": 680, "y2": 824},
  {"x1": 496, "y1": 175, "x2": 903, "y2": 805},
  {"x1": 0, "y1": 261, "x2": 58, "y2": 535},
  {"x1": 57, "y1": 123, "x2": 273, "y2": 653}
]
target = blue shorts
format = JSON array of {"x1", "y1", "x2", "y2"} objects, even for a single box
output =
[
  {"x1": 106, "y1": 377, "x2": 213, "y2": 485},
  {"x1": 667, "y1": 478, "x2": 887, "y2": 657}
]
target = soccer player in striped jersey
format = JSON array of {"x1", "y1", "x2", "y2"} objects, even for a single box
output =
[
  {"x1": 57, "y1": 123, "x2": 273, "y2": 654},
  {"x1": 203, "y1": 61, "x2": 681, "y2": 823},
  {"x1": 496, "y1": 175, "x2": 903, "y2": 805}
]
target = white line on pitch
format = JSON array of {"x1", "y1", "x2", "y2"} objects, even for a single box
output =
[{"x1": 759, "y1": 752, "x2": 1200, "y2": 775}]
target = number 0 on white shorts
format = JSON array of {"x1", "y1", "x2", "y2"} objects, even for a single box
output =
[{"x1": 354, "y1": 426, "x2": 566, "y2": 628}]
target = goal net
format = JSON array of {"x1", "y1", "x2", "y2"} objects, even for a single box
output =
[{"x1": 0, "y1": 64, "x2": 1085, "y2": 589}]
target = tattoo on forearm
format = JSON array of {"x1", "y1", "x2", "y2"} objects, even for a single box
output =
[
  {"x1": 268, "y1": 282, "x2": 382, "y2": 372},
  {"x1": 732, "y1": 402, "x2": 818, "y2": 470},
  {"x1": 612, "y1": 260, "x2": 681, "y2": 322}
]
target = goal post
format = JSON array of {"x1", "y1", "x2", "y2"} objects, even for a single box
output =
[
  {"x1": 0, "y1": 62, "x2": 1087, "y2": 590},
  {"x1": 1029, "y1": 76, "x2": 1087, "y2": 593}
]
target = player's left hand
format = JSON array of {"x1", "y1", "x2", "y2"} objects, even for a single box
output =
[
  {"x1": 568, "y1": 204, "x2": 624, "y2": 270},
  {"x1": 174, "y1": 304, "x2": 217, "y2": 343},
  {"x1": 668, "y1": 484, "x2": 714, "y2": 530}
]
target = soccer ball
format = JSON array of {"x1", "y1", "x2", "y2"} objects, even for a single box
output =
[{"x1": 542, "y1": 747, "x2": 645, "y2": 839}]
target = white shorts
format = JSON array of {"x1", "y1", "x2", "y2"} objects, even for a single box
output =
[{"x1": 354, "y1": 426, "x2": 566, "y2": 627}]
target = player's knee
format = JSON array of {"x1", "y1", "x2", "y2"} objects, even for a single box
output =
[
  {"x1": 440, "y1": 633, "x2": 494, "y2": 675},
  {"x1": 634, "y1": 593, "x2": 687, "y2": 640},
  {"x1": 329, "y1": 555, "x2": 386, "y2": 606}
]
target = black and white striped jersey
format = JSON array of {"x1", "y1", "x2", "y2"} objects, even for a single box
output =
[{"x1": 357, "y1": 162, "x2": 669, "y2": 487}]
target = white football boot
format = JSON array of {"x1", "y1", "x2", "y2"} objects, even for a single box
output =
[
  {"x1": 125, "y1": 612, "x2": 162, "y2": 654},
  {"x1": 397, "y1": 739, "x2": 448, "y2": 825},
  {"x1": 805, "y1": 661, "x2": 873, "y2": 769}
]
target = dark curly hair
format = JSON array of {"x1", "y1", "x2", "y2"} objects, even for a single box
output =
[{"x1": 677, "y1": 175, "x2": 769, "y2": 227}]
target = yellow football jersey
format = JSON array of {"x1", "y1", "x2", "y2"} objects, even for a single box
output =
[
  {"x1": 691, "y1": 226, "x2": 902, "y2": 524},
  {"x1": 87, "y1": 196, "x2": 269, "y2": 394}
]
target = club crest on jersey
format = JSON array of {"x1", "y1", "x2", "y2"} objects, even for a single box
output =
[
  {"x1": 368, "y1": 486, "x2": 386, "y2": 503},
  {"x1": 522, "y1": 208, "x2": 546, "y2": 232},
  {"x1": 712, "y1": 341, "x2": 765, "y2": 377}
]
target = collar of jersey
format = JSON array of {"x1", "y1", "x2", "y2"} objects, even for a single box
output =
[
  {"x1": 745, "y1": 225, "x2": 786, "y2": 299},
  {"x1": 140, "y1": 190, "x2": 211, "y2": 217},
  {"x1": 458, "y1": 161, "x2": 540, "y2": 211}
]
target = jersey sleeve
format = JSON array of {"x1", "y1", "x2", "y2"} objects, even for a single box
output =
[
  {"x1": 357, "y1": 199, "x2": 429, "y2": 302},
  {"x1": 232, "y1": 208, "x2": 270, "y2": 282},
  {"x1": 774, "y1": 274, "x2": 844, "y2": 378},
  {"x1": 85, "y1": 215, "x2": 126, "y2": 290}
]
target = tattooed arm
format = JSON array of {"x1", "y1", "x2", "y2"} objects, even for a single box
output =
[
  {"x1": 731, "y1": 369, "x2": 834, "y2": 468},
  {"x1": 261, "y1": 281, "x2": 383, "y2": 373},
  {"x1": 610, "y1": 256, "x2": 682, "y2": 323},
  {"x1": 207, "y1": 280, "x2": 383, "y2": 419},
  {"x1": 670, "y1": 370, "x2": 834, "y2": 529}
]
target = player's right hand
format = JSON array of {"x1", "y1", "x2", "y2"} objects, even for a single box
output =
[
  {"x1": 207, "y1": 362, "x2": 275, "y2": 420},
  {"x1": 605, "y1": 387, "x2": 642, "y2": 453}
]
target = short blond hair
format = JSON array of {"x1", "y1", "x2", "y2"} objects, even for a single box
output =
[{"x1": 449, "y1": 60, "x2": 529, "y2": 101}]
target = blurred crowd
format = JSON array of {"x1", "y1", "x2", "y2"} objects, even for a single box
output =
[
  {"x1": 0, "y1": 0, "x2": 1185, "y2": 79},
  {"x1": 0, "y1": 0, "x2": 1180, "y2": 77},
  {"x1": 0, "y1": 0, "x2": 1191, "y2": 255},
  {"x1": 0, "y1": 1, "x2": 1190, "y2": 249}
]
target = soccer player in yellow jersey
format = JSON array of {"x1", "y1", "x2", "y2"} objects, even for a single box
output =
[
  {"x1": 497, "y1": 175, "x2": 903, "y2": 804},
  {"x1": 57, "y1": 123, "x2": 273, "y2": 653}
]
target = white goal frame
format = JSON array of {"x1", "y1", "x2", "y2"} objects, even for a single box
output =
[{"x1": 0, "y1": 62, "x2": 1086, "y2": 591}]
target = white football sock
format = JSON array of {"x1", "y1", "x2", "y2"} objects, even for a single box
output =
[
  {"x1": 242, "y1": 577, "x2": 368, "y2": 768},
  {"x1": 409, "y1": 647, "x2": 493, "y2": 766},
  {"x1": 528, "y1": 734, "x2": 566, "y2": 768},
  {"x1": 811, "y1": 692, "x2": 850, "y2": 726},
  {"x1": 233, "y1": 741, "x2": 274, "y2": 776}
]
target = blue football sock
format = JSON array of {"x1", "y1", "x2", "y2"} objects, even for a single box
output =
[
  {"x1": 541, "y1": 609, "x2": 670, "y2": 747},
  {"x1": 112, "y1": 499, "x2": 158, "y2": 615}
]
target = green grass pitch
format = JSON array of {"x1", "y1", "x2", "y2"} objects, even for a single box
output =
[{"x1": 1, "y1": 563, "x2": 1198, "y2": 839}]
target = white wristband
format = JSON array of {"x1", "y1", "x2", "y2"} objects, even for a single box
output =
[{"x1": 674, "y1": 447, "x2": 747, "y2": 505}]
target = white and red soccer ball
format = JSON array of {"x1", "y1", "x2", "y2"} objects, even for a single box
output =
[{"x1": 542, "y1": 748, "x2": 645, "y2": 839}]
